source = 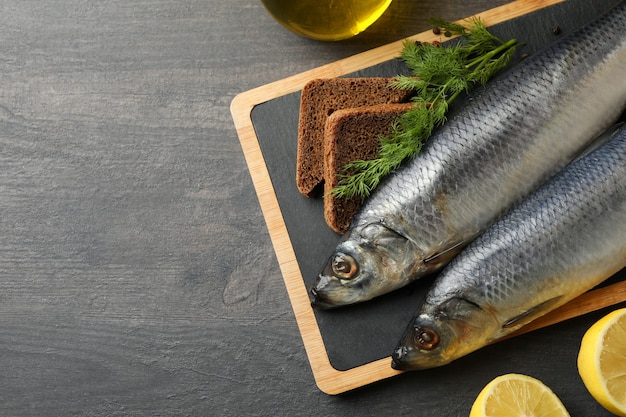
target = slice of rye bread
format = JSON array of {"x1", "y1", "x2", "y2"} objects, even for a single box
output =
[
  {"x1": 296, "y1": 78, "x2": 413, "y2": 197},
  {"x1": 323, "y1": 102, "x2": 414, "y2": 234}
]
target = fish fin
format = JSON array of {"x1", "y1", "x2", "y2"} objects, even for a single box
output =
[
  {"x1": 571, "y1": 122, "x2": 624, "y2": 164},
  {"x1": 502, "y1": 296, "x2": 563, "y2": 329},
  {"x1": 423, "y1": 234, "x2": 479, "y2": 268},
  {"x1": 423, "y1": 241, "x2": 465, "y2": 266}
]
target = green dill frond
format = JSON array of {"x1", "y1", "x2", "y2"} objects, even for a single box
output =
[
  {"x1": 331, "y1": 19, "x2": 519, "y2": 200},
  {"x1": 399, "y1": 39, "x2": 426, "y2": 68},
  {"x1": 389, "y1": 75, "x2": 423, "y2": 91}
]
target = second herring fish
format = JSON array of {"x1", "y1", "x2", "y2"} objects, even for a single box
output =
[{"x1": 392, "y1": 122, "x2": 626, "y2": 370}]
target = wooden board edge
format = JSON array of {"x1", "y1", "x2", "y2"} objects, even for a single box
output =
[{"x1": 230, "y1": 0, "x2": 595, "y2": 396}]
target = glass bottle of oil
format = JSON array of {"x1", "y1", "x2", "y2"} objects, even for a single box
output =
[{"x1": 261, "y1": 0, "x2": 393, "y2": 41}]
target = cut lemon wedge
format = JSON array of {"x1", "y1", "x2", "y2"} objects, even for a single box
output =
[
  {"x1": 469, "y1": 373, "x2": 570, "y2": 417},
  {"x1": 578, "y1": 308, "x2": 626, "y2": 417}
]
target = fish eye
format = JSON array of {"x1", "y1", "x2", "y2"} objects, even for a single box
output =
[
  {"x1": 331, "y1": 253, "x2": 358, "y2": 280},
  {"x1": 414, "y1": 327, "x2": 440, "y2": 350}
]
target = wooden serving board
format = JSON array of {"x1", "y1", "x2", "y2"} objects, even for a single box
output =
[{"x1": 231, "y1": 0, "x2": 626, "y2": 395}]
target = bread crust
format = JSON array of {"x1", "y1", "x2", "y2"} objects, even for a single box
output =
[{"x1": 295, "y1": 78, "x2": 413, "y2": 197}]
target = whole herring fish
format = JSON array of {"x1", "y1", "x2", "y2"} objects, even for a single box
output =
[
  {"x1": 311, "y1": 1, "x2": 626, "y2": 308},
  {"x1": 391, "y1": 123, "x2": 626, "y2": 371}
]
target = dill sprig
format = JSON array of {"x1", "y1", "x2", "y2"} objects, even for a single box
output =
[{"x1": 331, "y1": 18, "x2": 519, "y2": 199}]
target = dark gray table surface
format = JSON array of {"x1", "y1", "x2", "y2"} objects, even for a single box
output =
[{"x1": 0, "y1": 0, "x2": 622, "y2": 415}]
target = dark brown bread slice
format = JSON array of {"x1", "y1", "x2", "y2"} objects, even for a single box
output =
[
  {"x1": 295, "y1": 78, "x2": 413, "y2": 197},
  {"x1": 323, "y1": 102, "x2": 413, "y2": 234}
]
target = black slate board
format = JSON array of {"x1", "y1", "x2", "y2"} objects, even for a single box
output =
[{"x1": 251, "y1": 0, "x2": 625, "y2": 372}]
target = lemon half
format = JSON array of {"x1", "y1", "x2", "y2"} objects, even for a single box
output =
[
  {"x1": 469, "y1": 373, "x2": 570, "y2": 417},
  {"x1": 578, "y1": 308, "x2": 626, "y2": 417}
]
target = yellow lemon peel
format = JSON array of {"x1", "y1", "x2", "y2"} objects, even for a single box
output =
[
  {"x1": 470, "y1": 373, "x2": 570, "y2": 417},
  {"x1": 578, "y1": 308, "x2": 626, "y2": 417}
]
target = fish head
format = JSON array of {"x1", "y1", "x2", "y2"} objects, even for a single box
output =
[
  {"x1": 391, "y1": 297, "x2": 498, "y2": 370},
  {"x1": 310, "y1": 222, "x2": 421, "y2": 309}
]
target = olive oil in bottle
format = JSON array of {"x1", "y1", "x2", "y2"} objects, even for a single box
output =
[{"x1": 261, "y1": 0, "x2": 393, "y2": 41}]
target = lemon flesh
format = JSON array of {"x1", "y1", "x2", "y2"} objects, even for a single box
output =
[
  {"x1": 578, "y1": 308, "x2": 626, "y2": 417},
  {"x1": 470, "y1": 373, "x2": 570, "y2": 417}
]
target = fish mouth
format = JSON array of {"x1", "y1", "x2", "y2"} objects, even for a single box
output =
[
  {"x1": 390, "y1": 359, "x2": 405, "y2": 370},
  {"x1": 310, "y1": 275, "x2": 367, "y2": 309},
  {"x1": 390, "y1": 341, "x2": 447, "y2": 371},
  {"x1": 310, "y1": 287, "x2": 328, "y2": 309},
  {"x1": 309, "y1": 286, "x2": 340, "y2": 309},
  {"x1": 390, "y1": 346, "x2": 411, "y2": 370}
]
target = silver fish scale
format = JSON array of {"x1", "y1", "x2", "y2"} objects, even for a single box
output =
[
  {"x1": 352, "y1": 1, "x2": 626, "y2": 261},
  {"x1": 428, "y1": 127, "x2": 626, "y2": 320}
]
